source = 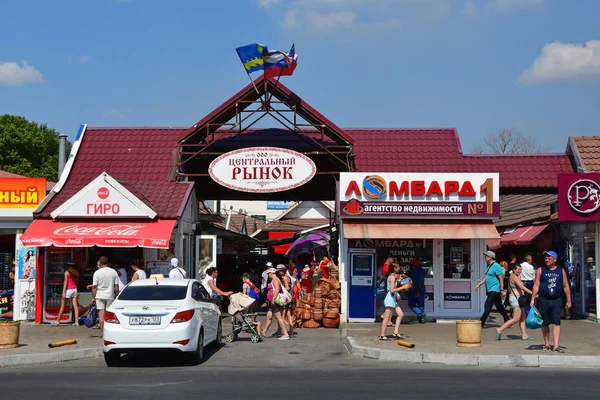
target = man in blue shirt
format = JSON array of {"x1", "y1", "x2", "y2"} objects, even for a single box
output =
[
  {"x1": 409, "y1": 257, "x2": 427, "y2": 323},
  {"x1": 475, "y1": 251, "x2": 510, "y2": 328}
]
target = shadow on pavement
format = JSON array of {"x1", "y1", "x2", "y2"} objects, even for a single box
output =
[{"x1": 111, "y1": 344, "x2": 224, "y2": 368}]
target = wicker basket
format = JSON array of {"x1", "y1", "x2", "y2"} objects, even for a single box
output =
[
  {"x1": 329, "y1": 278, "x2": 341, "y2": 290},
  {"x1": 312, "y1": 309, "x2": 324, "y2": 321},
  {"x1": 304, "y1": 319, "x2": 321, "y2": 328},
  {"x1": 322, "y1": 312, "x2": 340, "y2": 328},
  {"x1": 309, "y1": 294, "x2": 315, "y2": 306},
  {"x1": 302, "y1": 309, "x2": 313, "y2": 321},
  {"x1": 316, "y1": 282, "x2": 330, "y2": 296},
  {"x1": 314, "y1": 288, "x2": 322, "y2": 299},
  {"x1": 314, "y1": 298, "x2": 323, "y2": 309}
]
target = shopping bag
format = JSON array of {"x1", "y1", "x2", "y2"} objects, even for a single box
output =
[{"x1": 525, "y1": 305, "x2": 543, "y2": 330}]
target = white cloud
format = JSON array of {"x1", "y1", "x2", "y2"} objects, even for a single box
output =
[
  {"x1": 488, "y1": 0, "x2": 543, "y2": 9},
  {"x1": 463, "y1": 1, "x2": 478, "y2": 17},
  {"x1": 522, "y1": 40, "x2": 600, "y2": 82},
  {"x1": 79, "y1": 55, "x2": 92, "y2": 64},
  {"x1": 0, "y1": 61, "x2": 44, "y2": 86},
  {"x1": 101, "y1": 109, "x2": 128, "y2": 121},
  {"x1": 257, "y1": 0, "x2": 281, "y2": 7}
]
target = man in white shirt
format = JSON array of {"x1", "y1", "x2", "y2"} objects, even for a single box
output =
[
  {"x1": 92, "y1": 256, "x2": 120, "y2": 334},
  {"x1": 520, "y1": 253, "x2": 536, "y2": 290},
  {"x1": 168, "y1": 258, "x2": 186, "y2": 279}
]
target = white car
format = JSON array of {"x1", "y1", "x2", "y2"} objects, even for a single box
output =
[{"x1": 102, "y1": 278, "x2": 222, "y2": 366}]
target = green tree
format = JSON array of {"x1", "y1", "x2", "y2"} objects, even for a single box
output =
[{"x1": 0, "y1": 114, "x2": 70, "y2": 182}]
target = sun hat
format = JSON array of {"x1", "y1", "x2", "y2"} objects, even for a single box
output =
[
  {"x1": 587, "y1": 257, "x2": 594, "y2": 263},
  {"x1": 266, "y1": 262, "x2": 273, "y2": 267},
  {"x1": 267, "y1": 267, "x2": 277, "y2": 273},
  {"x1": 276, "y1": 264, "x2": 286, "y2": 271}
]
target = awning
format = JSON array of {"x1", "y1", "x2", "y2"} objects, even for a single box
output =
[
  {"x1": 487, "y1": 236, "x2": 502, "y2": 250},
  {"x1": 343, "y1": 223, "x2": 500, "y2": 239},
  {"x1": 20, "y1": 219, "x2": 177, "y2": 249},
  {"x1": 499, "y1": 224, "x2": 549, "y2": 246}
]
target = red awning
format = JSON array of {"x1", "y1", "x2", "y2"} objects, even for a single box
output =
[
  {"x1": 487, "y1": 236, "x2": 502, "y2": 250},
  {"x1": 343, "y1": 223, "x2": 499, "y2": 239},
  {"x1": 499, "y1": 224, "x2": 549, "y2": 246},
  {"x1": 20, "y1": 219, "x2": 176, "y2": 249}
]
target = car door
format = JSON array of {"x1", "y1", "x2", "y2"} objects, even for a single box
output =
[{"x1": 192, "y1": 282, "x2": 216, "y2": 345}]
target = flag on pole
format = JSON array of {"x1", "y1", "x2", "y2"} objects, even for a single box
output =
[
  {"x1": 236, "y1": 43, "x2": 269, "y2": 74},
  {"x1": 235, "y1": 43, "x2": 298, "y2": 77},
  {"x1": 264, "y1": 44, "x2": 298, "y2": 78}
]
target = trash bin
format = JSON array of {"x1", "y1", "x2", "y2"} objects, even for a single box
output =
[{"x1": 456, "y1": 320, "x2": 481, "y2": 347}]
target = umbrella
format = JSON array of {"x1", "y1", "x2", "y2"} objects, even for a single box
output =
[
  {"x1": 227, "y1": 293, "x2": 256, "y2": 315},
  {"x1": 285, "y1": 231, "x2": 330, "y2": 259}
]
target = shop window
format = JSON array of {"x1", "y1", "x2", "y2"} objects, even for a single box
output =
[
  {"x1": 370, "y1": 239, "x2": 434, "y2": 279},
  {"x1": 584, "y1": 236, "x2": 596, "y2": 315},
  {"x1": 444, "y1": 240, "x2": 471, "y2": 279}
]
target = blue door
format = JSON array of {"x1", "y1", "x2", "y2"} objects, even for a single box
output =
[{"x1": 348, "y1": 251, "x2": 376, "y2": 321}]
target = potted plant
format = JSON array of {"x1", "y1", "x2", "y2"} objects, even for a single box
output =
[{"x1": 0, "y1": 320, "x2": 20, "y2": 349}]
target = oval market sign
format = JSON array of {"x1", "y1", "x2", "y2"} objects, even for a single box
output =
[{"x1": 208, "y1": 147, "x2": 317, "y2": 193}]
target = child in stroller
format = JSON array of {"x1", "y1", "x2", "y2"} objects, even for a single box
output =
[{"x1": 225, "y1": 292, "x2": 264, "y2": 343}]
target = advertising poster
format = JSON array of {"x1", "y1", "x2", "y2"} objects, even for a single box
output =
[{"x1": 17, "y1": 246, "x2": 37, "y2": 280}]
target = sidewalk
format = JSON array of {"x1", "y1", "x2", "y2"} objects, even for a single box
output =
[
  {"x1": 341, "y1": 317, "x2": 600, "y2": 368},
  {"x1": 0, "y1": 322, "x2": 102, "y2": 368}
]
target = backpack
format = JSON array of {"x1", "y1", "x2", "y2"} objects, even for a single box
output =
[
  {"x1": 247, "y1": 282, "x2": 260, "y2": 301},
  {"x1": 375, "y1": 278, "x2": 388, "y2": 300},
  {"x1": 84, "y1": 304, "x2": 98, "y2": 328}
]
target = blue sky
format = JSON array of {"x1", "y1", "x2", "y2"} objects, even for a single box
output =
[{"x1": 1, "y1": 0, "x2": 599, "y2": 153}]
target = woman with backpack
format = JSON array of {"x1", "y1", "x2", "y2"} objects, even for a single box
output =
[
  {"x1": 242, "y1": 273, "x2": 260, "y2": 313},
  {"x1": 379, "y1": 262, "x2": 410, "y2": 340},
  {"x1": 495, "y1": 263, "x2": 534, "y2": 341}
]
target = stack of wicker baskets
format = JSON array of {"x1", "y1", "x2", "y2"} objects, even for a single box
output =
[{"x1": 292, "y1": 268, "x2": 341, "y2": 329}]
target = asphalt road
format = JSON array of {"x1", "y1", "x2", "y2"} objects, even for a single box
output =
[{"x1": 2, "y1": 328, "x2": 599, "y2": 399}]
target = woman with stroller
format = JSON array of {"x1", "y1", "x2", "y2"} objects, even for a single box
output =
[
  {"x1": 495, "y1": 263, "x2": 534, "y2": 341},
  {"x1": 202, "y1": 267, "x2": 233, "y2": 303},
  {"x1": 260, "y1": 267, "x2": 290, "y2": 340}
]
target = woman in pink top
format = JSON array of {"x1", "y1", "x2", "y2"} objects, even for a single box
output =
[{"x1": 51, "y1": 261, "x2": 81, "y2": 327}]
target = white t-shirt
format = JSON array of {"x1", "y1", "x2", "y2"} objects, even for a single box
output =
[
  {"x1": 261, "y1": 271, "x2": 269, "y2": 290},
  {"x1": 520, "y1": 261, "x2": 535, "y2": 281},
  {"x1": 169, "y1": 267, "x2": 186, "y2": 279},
  {"x1": 134, "y1": 270, "x2": 147, "y2": 280},
  {"x1": 118, "y1": 268, "x2": 128, "y2": 286},
  {"x1": 202, "y1": 275, "x2": 215, "y2": 297},
  {"x1": 93, "y1": 267, "x2": 119, "y2": 300}
]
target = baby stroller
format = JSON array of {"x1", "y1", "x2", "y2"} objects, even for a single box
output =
[{"x1": 225, "y1": 293, "x2": 261, "y2": 344}]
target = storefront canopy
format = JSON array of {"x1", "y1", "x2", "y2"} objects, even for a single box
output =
[
  {"x1": 343, "y1": 222, "x2": 499, "y2": 239},
  {"x1": 499, "y1": 224, "x2": 549, "y2": 246},
  {"x1": 20, "y1": 219, "x2": 177, "y2": 249}
]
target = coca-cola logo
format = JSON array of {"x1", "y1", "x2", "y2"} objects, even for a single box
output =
[
  {"x1": 568, "y1": 179, "x2": 600, "y2": 215},
  {"x1": 151, "y1": 239, "x2": 168, "y2": 246},
  {"x1": 53, "y1": 224, "x2": 144, "y2": 237},
  {"x1": 65, "y1": 238, "x2": 84, "y2": 245},
  {"x1": 97, "y1": 187, "x2": 110, "y2": 199}
]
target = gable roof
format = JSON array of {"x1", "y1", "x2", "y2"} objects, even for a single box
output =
[
  {"x1": 35, "y1": 127, "x2": 193, "y2": 219},
  {"x1": 569, "y1": 136, "x2": 600, "y2": 172},
  {"x1": 181, "y1": 75, "x2": 354, "y2": 147},
  {"x1": 349, "y1": 128, "x2": 574, "y2": 188}
]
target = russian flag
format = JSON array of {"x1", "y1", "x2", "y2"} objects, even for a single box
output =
[{"x1": 264, "y1": 44, "x2": 297, "y2": 78}]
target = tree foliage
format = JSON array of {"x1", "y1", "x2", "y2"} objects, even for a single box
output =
[
  {"x1": 472, "y1": 128, "x2": 548, "y2": 154},
  {"x1": 0, "y1": 114, "x2": 70, "y2": 182}
]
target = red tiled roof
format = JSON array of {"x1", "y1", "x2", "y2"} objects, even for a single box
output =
[
  {"x1": 349, "y1": 129, "x2": 574, "y2": 188},
  {"x1": 0, "y1": 169, "x2": 56, "y2": 191},
  {"x1": 260, "y1": 218, "x2": 331, "y2": 232},
  {"x1": 570, "y1": 136, "x2": 600, "y2": 171},
  {"x1": 36, "y1": 127, "x2": 193, "y2": 219},
  {"x1": 212, "y1": 213, "x2": 266, "y2": 236}
]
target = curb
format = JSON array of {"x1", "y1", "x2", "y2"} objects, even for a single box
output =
[
  {"x1": 338, "y1": 322, "x2": 600, "y2": 369},
  {"x1": 0, "y1": 347, "x2": 102, "y2": 368}
]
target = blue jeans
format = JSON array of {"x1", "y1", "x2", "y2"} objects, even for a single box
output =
[{"x1": 408, "y1": 287, "x2": 426, "y2": 319}]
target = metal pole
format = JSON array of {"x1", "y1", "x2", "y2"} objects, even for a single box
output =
[{"x1": 58, "y1": 133, "x2": 68, "y2": 179}]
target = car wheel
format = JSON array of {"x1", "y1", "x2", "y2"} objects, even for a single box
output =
[
  {"x1": 211, "y1": 320, "x2": 223, "y2": 348},
  {"x1": 188, "y1": 330, "x2": 204, "y2": 365},
  {"x1": 104, "y1": 352, "x2": 120, "y2": 367}
]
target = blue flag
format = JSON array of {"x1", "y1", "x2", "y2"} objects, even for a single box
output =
[{"x1": 236, "y1": 43, "x2": 269, "y2": 74}]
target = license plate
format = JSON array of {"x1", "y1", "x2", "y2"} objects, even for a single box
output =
[{"x1": 129, "y1": 316, "x2": 161, "y2": 325}]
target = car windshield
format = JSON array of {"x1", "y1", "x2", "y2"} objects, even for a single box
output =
[{"x1": 118, "y1": 285, "x2": 188, "y2": 301}]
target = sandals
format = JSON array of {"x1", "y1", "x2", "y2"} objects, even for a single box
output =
[
  {"x1": 495, "y1": 329, "x2": 502, "y2": 341},
  {"x1": 391, "y1": 333, "x2": 406, "y2": 340},
  {"x1": 542, "y1": 345, "x2": 551, "y2": 351},
  {"x1": 378, "y1": 335, "x2": 390, "y2": 341},
  {"x1": 553, "y1": 347, "x2": 565, "y2": 353},
  {"x1": 521, "y1": 336, "x2": 534, "y2": 341}
]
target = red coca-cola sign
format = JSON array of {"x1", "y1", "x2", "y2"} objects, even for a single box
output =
[
  {"x1": 97, "y1": 187, "x2": 110, "y2": 199},
  {"x1": 65, "y1": 238, "x2": 84, "y2": 245},
  {"x1": 558, "y1": 173, "x2": 600, "y2": 221}
]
